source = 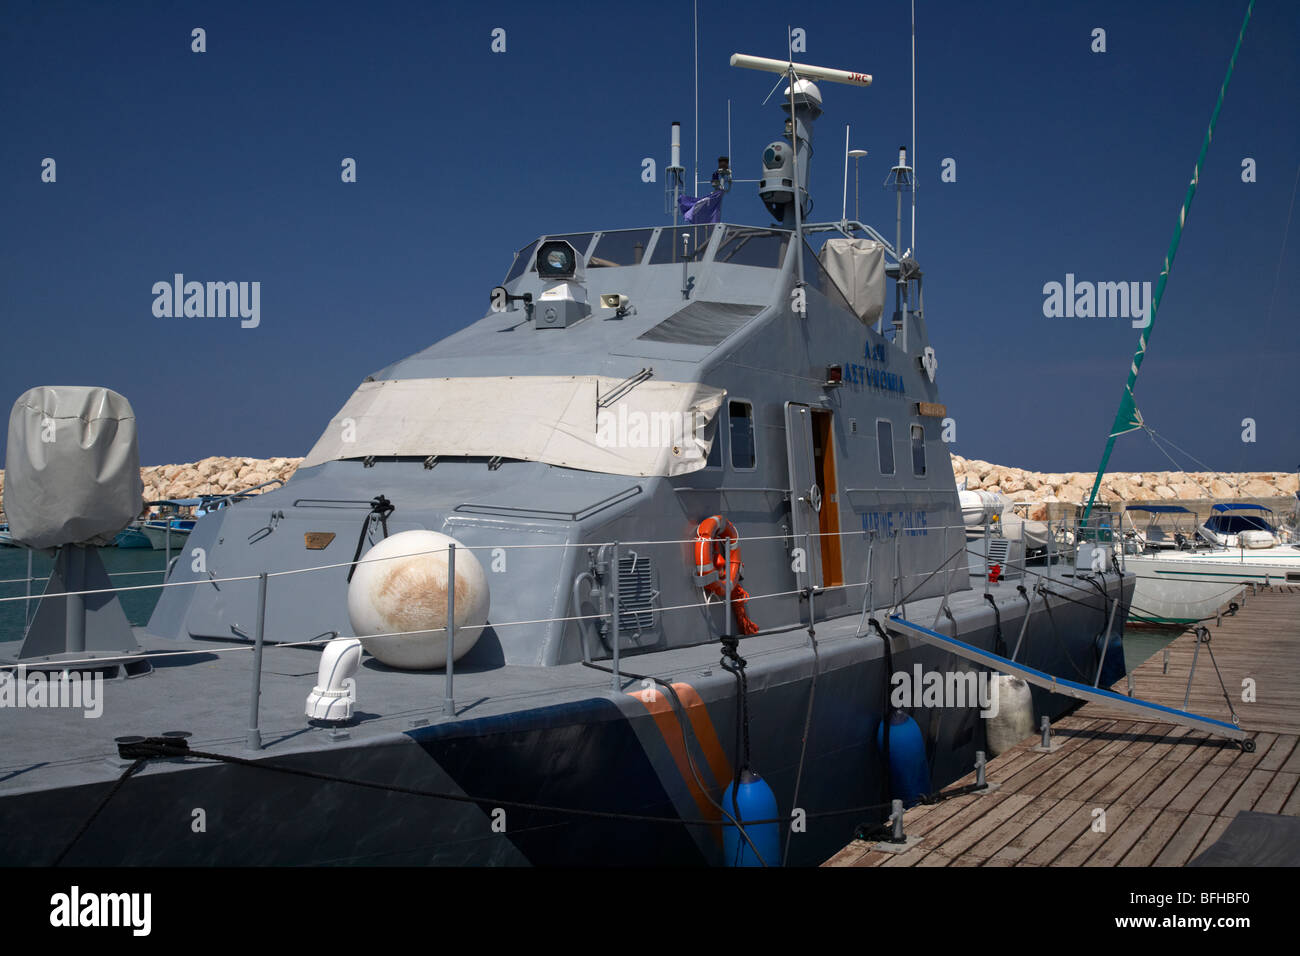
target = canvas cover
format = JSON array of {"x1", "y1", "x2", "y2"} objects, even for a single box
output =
[
  {"x1": 301, "y1": 375, "x2": 726, "y2": 478},
  {"x1": 4, "y1": 386, "x2": 144, "y2": 548},
  {"x1": 819, "y1": 237, "x2": 886, "y2": 325}
]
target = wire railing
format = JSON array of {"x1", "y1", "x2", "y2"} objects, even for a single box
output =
[{"x1": 5, "y1": 507, "x2": 1271, "y2": 749}]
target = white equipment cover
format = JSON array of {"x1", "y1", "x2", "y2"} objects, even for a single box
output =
[
  {"x1": 4, "y1": 386, "x2": 144, "y2": 549},
  {"x1": 819, "y1": 237, "x2": 886, "y2": 325},
  {"x1": 301, "y1": 375, "x2": 726, "y2": 478}
]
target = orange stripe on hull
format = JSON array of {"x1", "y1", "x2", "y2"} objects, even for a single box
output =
[
  {"x1": 669, "y1": 683, "x2": 733, "y2": 790},
  {"x1": 626, "y1": 686, "x2": 718, "y2": 828}
]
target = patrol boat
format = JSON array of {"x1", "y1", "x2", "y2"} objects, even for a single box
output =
[{"x1": 0, "y1": 53, "x2": 1141, "y2": 866}]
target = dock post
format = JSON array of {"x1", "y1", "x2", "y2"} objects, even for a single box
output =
[
  {"x1": 1032, "y1": 715, "x2": 1062, "y2": 753},
  {"x1": 246, "y1": 571, "x2": 268, "y2": 751},
  {"x1": 444, "y1": 543, "x2": 456, "y2": 717},
  {"x1": 870, "y1": 797, "x2": 922, "y2": 852}
]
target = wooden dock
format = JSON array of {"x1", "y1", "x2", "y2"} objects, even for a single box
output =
[{"x1": 825, "y1": 586, "x2": 1300, "y2": 867}]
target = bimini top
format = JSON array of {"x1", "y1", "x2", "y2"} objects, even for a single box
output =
[
  {"x1": 1211, "y1": 503, "x2": 1274, "y2": 513},
  {"x1": 1125, "y1": 504, "x2": 1194, "y2": 513}
]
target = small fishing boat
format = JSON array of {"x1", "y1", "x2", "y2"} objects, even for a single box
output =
[
  {"x1": 114, "y1": 521, "x2": 152, "y2": 549},
  {"x1": 141, "y1": 499, "x2": 200, "y2": 550}
]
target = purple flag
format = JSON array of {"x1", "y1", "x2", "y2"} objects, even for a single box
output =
[{"x1": 678, "y1": 190, "x2": 723, "y2": 224}]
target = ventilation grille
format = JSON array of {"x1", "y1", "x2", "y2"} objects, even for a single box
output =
[
  {"x1": 637, "y1": 301, "x2": 762, "y2": 346},
  {"x1": 987, "y1": 539, "x2": 1011, "y2": 564},
  {"x1": 618, "y1": 555, "x2": 657, "y2": 632}
]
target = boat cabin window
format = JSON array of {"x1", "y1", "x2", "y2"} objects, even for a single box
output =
[
  {"x1": 651, "y1": 224, "x2": 717, "y2": 265},
  {"x1": 729, "y1": 400, "x2": 755, "y2": 469},
  {"x1": 589, "y1": 229, "x2": 654, "y2": 268},
  {"x1": 713, "y1": 227, "x2": 791, "y2": 268},
  {"x1": 504, "y1": 240, "x2": 539, "y2": 283},
  {"x1": 876, "y1": 420, "x2": 895, "y2": 475},
  {"x1": 911, "y1": 424, "x2": 927, "y2": 477}
]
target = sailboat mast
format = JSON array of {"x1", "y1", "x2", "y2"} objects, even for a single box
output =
[{"x1": 1082, "y1": 0, "x2": 1256, "y2": 522}]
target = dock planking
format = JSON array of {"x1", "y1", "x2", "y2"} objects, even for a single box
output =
[{"x1": 825, "y1": 587, "x2": 1299, "y2": 867}]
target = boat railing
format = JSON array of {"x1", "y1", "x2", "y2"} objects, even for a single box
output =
[
  {"x1": 197, "y1": 478, "x2": 285, "y2": 513},
  {"x1": 1, "y1": 513, "x2": 1137, "y2": 748}
]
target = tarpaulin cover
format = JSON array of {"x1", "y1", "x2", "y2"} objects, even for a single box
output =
[
  {"x1": 819, "y1": 237, "x2": 886, "y2": 325},
  {"x1": 301, "y1": 375, "x2": 726, "y2": 478},
  {"x1": 4, "y1": 386, "x2": 143, "y2": 548}
]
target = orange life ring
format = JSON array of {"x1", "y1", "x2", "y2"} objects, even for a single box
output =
[{"x1": 693, "y1": 515, "x2": 760, "y2": 635}]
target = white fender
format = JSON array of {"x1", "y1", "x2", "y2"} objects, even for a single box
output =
[
  {"x1": 347, "y1": 530, "x2": 490, "y2": 670},
  {"x1": 984, "y1": 674, "x2": 1034, "y2": 756}
]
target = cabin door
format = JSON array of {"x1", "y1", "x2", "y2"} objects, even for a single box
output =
[{"x1": 785, "y1": 403, "x2": 824, "y2": 590}]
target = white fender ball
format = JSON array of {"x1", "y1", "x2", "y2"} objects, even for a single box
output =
[
  {"x1": 347, "y1": 530, "x2": 490, "y2": 670},
  {"x1": 984, "y1": 674, "x2": 1035, "y2": 756}
]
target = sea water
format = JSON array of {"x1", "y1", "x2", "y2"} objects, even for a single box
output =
[{"x1": 0, "y1": 547, "x2": 167, "y2": 643}]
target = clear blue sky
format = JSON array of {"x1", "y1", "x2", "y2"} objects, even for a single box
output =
[{"x1": 2, "y1": 0, "x2": 1296, "y2": 475}]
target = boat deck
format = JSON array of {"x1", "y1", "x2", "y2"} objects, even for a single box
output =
[
  {"x1": 824, "y1": 585, "x2": 1300, "y2": 866},
  {"x1": 1, "y1": 570, "x2": 1078, "y2": 796}
]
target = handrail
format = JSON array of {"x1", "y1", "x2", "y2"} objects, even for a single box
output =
[{"x1": 0, "y1": 513, "x2": 1139, "y2": 607}]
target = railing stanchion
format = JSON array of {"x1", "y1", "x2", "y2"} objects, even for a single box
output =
[
  {"x1": 246, "y1": 571, "x2": 268, "y2": 751},
  {"x1": 724, "y1": 536, "x2": 733, "y2": 638},
  {"x1": 983, "y1": 521, "x2": 991, "y2": 595},
  {"x1": 24, "y1": 548, "x2": 33, "y2": 626},
  {"x1": 610, "y1": 542, "x2": 621, "y2": 691},
  {"x1": 444, "y1": 543, "x2": 456, "y2": 717}
]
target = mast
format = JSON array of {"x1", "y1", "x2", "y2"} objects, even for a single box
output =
[{"x1": 1081, "y1": 0, "x2": 1255, "y2": 522}]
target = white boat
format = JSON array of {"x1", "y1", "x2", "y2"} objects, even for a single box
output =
[
  {"x1": 1123, "y1": 504, "x2": 1300, "y2": 625},
  {"x1": 141, "y1": 517, "x2": 194, "y2": 550}
]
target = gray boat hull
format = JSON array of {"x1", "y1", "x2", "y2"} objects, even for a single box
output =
[{"x1": 0, "y1": 575, "x2": 1127, "y2": 866}]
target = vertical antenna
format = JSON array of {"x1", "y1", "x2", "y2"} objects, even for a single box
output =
[
  {"x1": 841, "y1": 125, "x2": 850, "y2": 224},
  {"x1": 693, "y1": 0, "x2": 700, "y2": 197},
  {"x1": 727, "y1": 99, "x2": 732, "y2": 168},
  {"x1": 669, "y1": 121, "x2": 684, "y2": 227},
  {"x1": 910, "y1": 0, "x2": 917, "y2": 254}
]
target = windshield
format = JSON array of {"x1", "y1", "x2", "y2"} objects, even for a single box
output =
[
  {"x1": 589, "y1": 229, "x2": 654, "y2": 267},
  {"x1": 504, "y1": 240, "x2": 538, "y2": 283},
  {"x1": 713, "y1": 227, "x2": 791, "y2": 268},
  {"x1": 650, "y1": 224, "x2": 716, "y2": 264}
]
